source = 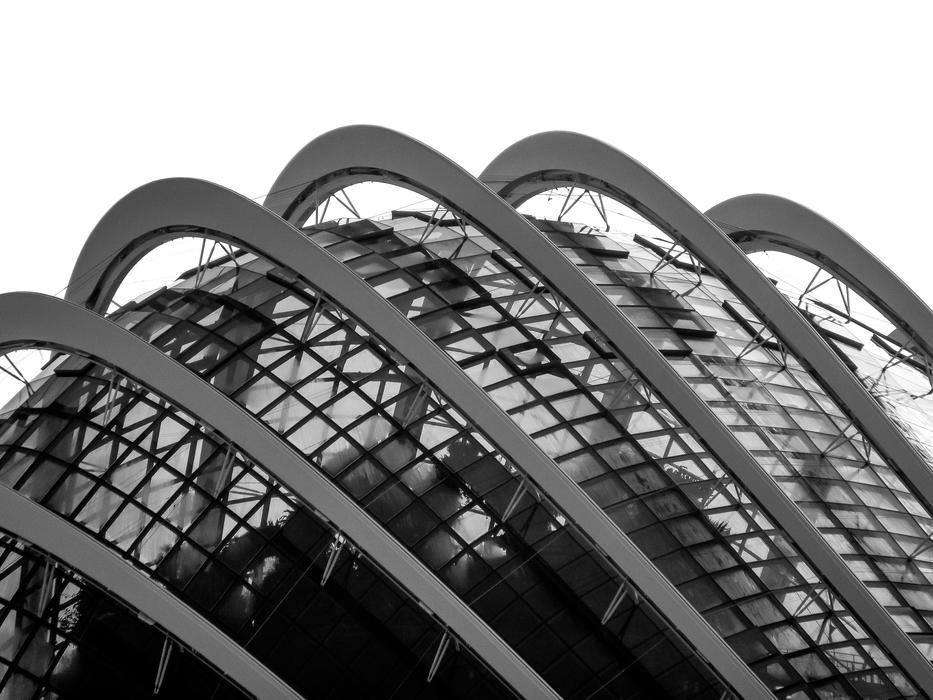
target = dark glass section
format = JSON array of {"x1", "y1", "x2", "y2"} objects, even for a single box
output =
[
  {"x1": 517, "y1": 193, "x2": 933, "y2": 669},
  {"x1": 0, "y1": 355, "x2": 511, "y2": 699},
  {"x1": 0, "y1": 533, "x2": 247, "y2": 699},
  {"x1": 12, "y1": 195, "x2": 925, "y2": 696},
  {"x1": 102, "y1": 244, "x2": 725, "y2": 699},
  {"x1": 287, "y1": 208, "x2": 916, "y2": 699}
]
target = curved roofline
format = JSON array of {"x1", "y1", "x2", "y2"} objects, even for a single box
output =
[
  {"x1": 269, "y1": 124, "x2": 933, "y2": 694},
  {"x1": 480, "y1": 130, "x2": 933, "y2": 693},
  {"x1": 0, "y1": 291, "x2": 553, "y2": 700},
  {"x1": 707, "y1": 193, "x2": 933, "y2": 363},
  {"x1": 67, "y1": 174, "x2": 770, "y2": 698}
]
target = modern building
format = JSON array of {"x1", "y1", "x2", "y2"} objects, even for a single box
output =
[{"x1": 0, "y1": 127, "x2": 931, "y2": 699}]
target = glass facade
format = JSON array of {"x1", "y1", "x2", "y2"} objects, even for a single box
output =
[
  {"x1": 2, "y1": 164, "x2": 931, "y2": 699},
  {"x1": 284, "y1": 201, "x2": 915, "y2": 698},
  {"x1": 0, "y1": 533, "x2": 247, "y2": 698},
  {"x1": 106, "y1": 244, "x2": 725, "y2": 699},
  {"x1": 512, "y1": 190, "x2": 933, "y2": 667},
  {"x1": 744, "y1": 249, "x2": 933, "y2": 471},
  {"x1": 0, "y1": 351, "x2": 511, "y2": 698}
]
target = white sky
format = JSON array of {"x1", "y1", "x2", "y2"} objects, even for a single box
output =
[{"x1": 1, "y1": 1, "x2": 931, "y2": 305}]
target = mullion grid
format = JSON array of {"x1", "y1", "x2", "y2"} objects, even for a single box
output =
[
  {"x1": 0, "y1": 535, "x2": 245, "y2": 698},
  {"x1": 750, "y1": 250, "x2": 933, "y2": 464},
  {"x1": 0, "y1": 358, "x2": 505, "y2": 697},
  {"x1": 113, "y1": 246, "x2": 724, "y2": 699},
  {"x1": 569, "y1": 221, "x2": 919, "y2": 696},
  {"x1": 7, "y1": 371, "x2": 268, "y2": 571},
  {"x1": 294, "y1": 278, "x2": 728, "y2": 700},
  {"x1": 3, "y1": 369, "x2": 305, "y2": 606},
  {"x1": 296, "y1": 266, "x2": 700, "y2": 692},
  {"x1": 615, "y1": 224, "x2": 933, "y2": 643},
  {"x1": 0, "y1": 543, "x2": 71, "y2": 696},
  {"x1": 461, "y1": 287, "x2": 872, "y2": 697},
  {"x1": 173, "y1": 288, "x2": 692, "y2": 696},
  {"x1": 307, "y1": 212, "x2": 910, "y2": 698},
  {"x1": 324, "y1": 221, "x2": 856, "y2": 692},
  {"x1": 528, "y1": 210, "x2": 923, "y2": 697}
]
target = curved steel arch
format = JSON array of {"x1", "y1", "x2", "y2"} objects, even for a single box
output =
[
  {"x1": 0, "y1": 292, "x2": 553, "y2": 700},
  {"x1": 65, "y1": 176, "x2": 771, "y2": 699},
  {"x1": 479, "y1": 134, "x2": 933, "y2": 500},
  {"x1": 265, "y1": 124, "x2": 933, "y2": 694},
  {"x1": 478, "y1": 132, "x2": 933, "y2": 689},
  {"x1": 707, "y1": 193, "x2": 933, "y2": 365},
  {"x1": 0, "y1": 484, "x2": 301, "y2": 700}
]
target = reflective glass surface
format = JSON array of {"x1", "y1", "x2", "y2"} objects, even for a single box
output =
[
  {"x1": 517, "y1": 188, "x2": 933, "y2": 663},
  {"x1": 101, "y1": 245, "x2": 723, "y2": 700},
  {"x1": 4, "y1": 187, "x2": 926, "y2": 696},
  {"x1": 289, "y1": 204, "x2": 914, "y2": 699},
  {"x1": 0, "y1": 353, "x2": 509, "y2": 698},
  {"x1": 742, "y1": 248, "x2": 933, "y2": 471},
  {"x1": 0, "y1": 533, "x2": 248, "y2": 699}
]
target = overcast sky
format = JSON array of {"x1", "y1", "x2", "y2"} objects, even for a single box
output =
[{"x1": 2, "y1": 2, "x2": 931, "y2": 306}]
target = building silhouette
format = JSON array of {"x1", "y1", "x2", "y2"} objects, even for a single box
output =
[{"x1": 1, "y1": 127, "x2": 932, "y2": 699}]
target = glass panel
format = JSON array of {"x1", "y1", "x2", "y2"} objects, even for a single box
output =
[
  {"x1": 0, "y1": 351, "x2": 510, "y2": 698},
  {"x1": 104, "y1": 255, "x2": 721, "y2": 699},
  {"x1": 289, "y1": 203, "x2": 909, "y2": 698},
  {"x1": 0, "y1": 534, "x2": 248, "y2": 698},
  {"x1": 514, "y1": 187, "x2": 933, "y2": 694}
]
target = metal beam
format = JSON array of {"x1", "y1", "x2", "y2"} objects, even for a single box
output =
[
  {"x1": 0, "y1": 483, "x2": 302, "y2": 700},
  {"x1": 0, "y1": 291, "x2": 555, "y2": 700},
  {"x1": 65, "y1": 176, "x2": 770, "y2": 698},
  {"x1": 707, "y1": 193, "x2": 933, "y2": 368},
  {"x1": 268, "y1": 123, "x2": 933, "y2": 694},
  {"x1": 478, "y1": 130, "x2": 933, "y2": 693}
]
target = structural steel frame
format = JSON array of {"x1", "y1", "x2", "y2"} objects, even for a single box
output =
[
  {"x1": 64, "y1": 176, "x2": 771, "y2": 698},
  {"x1": 0, "y1": 483, "x2": 302, "y2": 700},
  {"x1": 475, "y1": 129, "x2": 933, "y2": 693},
  {"x1": 0, "y1": 291, "x2": 554, "y2": 700},
  {"x1": 17, "y1": 122, "x2": 929, "y2": 695},
  {"x1": 267, "y1": 125, "x2": 933, "y2": 694},
  {"x1": 707, "y1": 193, "x2": 933, "y2": 366},
  {"x1": 479, "y1": 133, "x2": 933, "y2": 518}
]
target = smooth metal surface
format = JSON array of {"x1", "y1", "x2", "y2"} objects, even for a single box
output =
[
  {"x1": 0, "y1": 291, "x2": 554, "y2": 700},
  {"x1": 0, "y1": 483, "x2": 301, "y2": 700},
  {"x1": 67, "y1": 176, "x2": 769, "y2": 698},
  {"x1": 707, "y1": 193, "x2": 933, "y2": 365},
  {"x1": 479, "y1": 130, "x2": 933, "y2": 694}
]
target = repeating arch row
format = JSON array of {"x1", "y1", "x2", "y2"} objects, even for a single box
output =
[
  {"x1": 63, "y1": 177, "x2": 764, "y2": 698},
  {"x1": 19, "y1": 125, "x2": 933, "y2": 697},
  {"x1": 480, "y1": 132, "x2": 933, "y2": 519},
  {"x1": 265, "y1": 125, "x2": 933, "y2": 694},
  {"x1": 478, "y1": 130, "x2": 933, "y2": 690},
  {"x1": 0, "y1": 291, "x2": 553, "y2": 699}
]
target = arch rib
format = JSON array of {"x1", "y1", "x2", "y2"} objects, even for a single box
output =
[
  {"x1": 467, "y1": 129, "x2": 933, "y2": 693},
  {"x1": 479, "y1": 134, "x2": 933, "y2": 509},
  {"x1": 707, "y1": 193, "x2": 933, "y2": 366},
  {"x1": 67, "y1": 176, "x2": 770, "y2": 698},
  {"x1": 0, "y1": 291, "x2": 554, "y2": 700},
  {"x1": 0, "y1": 483, "x2": 299, "y2": 699},
  {"x1": 267, "y1": 124, "x2": 933, "y2": 695}
]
